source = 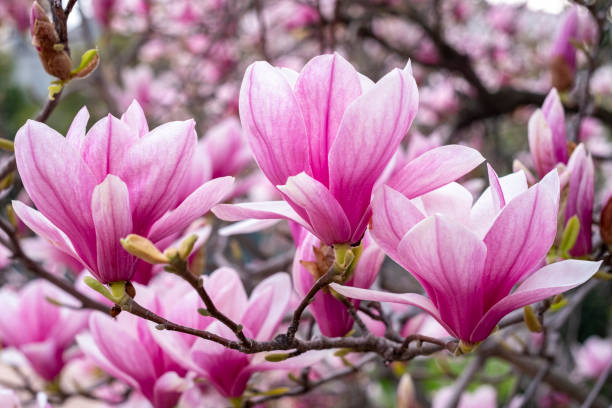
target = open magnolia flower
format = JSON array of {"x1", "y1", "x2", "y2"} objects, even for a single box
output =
[
  {"x1": 13, "y1": 101, "x2": 234, "y2": 284},
  {"x1": 213, "y1": 53, "x2": 484, "y2": 245},
  {"x1": 332, "y1": 165, "x2": 600, "y2": 345}
]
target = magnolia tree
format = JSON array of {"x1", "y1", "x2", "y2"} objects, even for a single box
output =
[{"x1": 0, "y1": 0, "x2": 611, "y2": 407}]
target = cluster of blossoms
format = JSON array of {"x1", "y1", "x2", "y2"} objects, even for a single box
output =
[{"x1": 0, "y1": 0, "x2": 611, "y2": 407}]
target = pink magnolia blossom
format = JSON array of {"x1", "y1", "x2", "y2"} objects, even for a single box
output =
[
  {"x1": 92, "y1": 0, "x2": 117, "y2": 28},
  {"x1": 213, "y1": 53, "x2": 484, "y2": 245},
  {"x1": 433, "y1": 385, "x2": 497, "y2": 408},
  {"x1": 200, "y1": 117, "x2": 252, "y2": 179},
  {"x1": 550, "y1": 6, "x2": 578, "y2": 90},
  {"x1": 0, "y1": 388, "x2": 21, "y2": 408},
  {"x1": 528, "y1": 88, "x2": 568, "y2": 178},
  {"x1": 574, "y1": 336, "x2": 612, "y2": 379},
  {"x1": 13, "y1": 101, "x2": 234, "y2": 283},
  {"x1": 565, "y1": 144, "x2": 594, "y2": 256},
  {"x1": 76, "y1": 285, "x2": 186, "y2": 408},
  {"x1": 0, "y1": 280, "x2": 88, "y2": 381},
  {"x1": 152, "y1": 268, "x2": 324, "y2": 398},
  {"x1": 292, "y1": 227, "x2": 384, "y2": 337},
  {"x1": 332, "y1": 166, "x2": 600, "y2": 345}
]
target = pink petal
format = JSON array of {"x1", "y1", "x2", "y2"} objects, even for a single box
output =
[
  {"x1": 218, "y1": 219, "x2": 281, "y2": 236},
  {"x1": 294, "y1": 53, "x2": 362, "y2": 186},
  {"x1": 416, "y1": 182, "x2": 473, "y2": 226},
  {"x1": 243, "y1": 273, "x2": 291, "y2": 341},
  {"x1": 12, "y1": 201, "x2": 87, "y2": 269},
  {"x1": 147, "y1": 176, "x2": 234, "y2": 242},
  {"x1": 81, "y1": 114, "x2": 139, "y2": 183},
  {"x1": 471, "y1": 260, "x2": 600, "y2": 343},
  {"x1": 482, "y1": 170, "x2": 560, "y2": 309},
  {"x1": 329, "y1": 283, "x2": 456, "y2": 338},
  {"x1": 370, "y1": 185, "x2": 425, "y2": 260},
  {"x1": 205, "y1": 267, "x2": 248, "y2": 322},
  {"x1": 565, "y1": 144, "x2": 594, "y2": 256},
  {"x1": 387, "y1": 145, "x2": 484, "y2": 198},
  {"x1": 121, "y1": 100, "x2": 149, "y2": 138},
  {"x1": 91, "y1": 175, "x2": 134, "y2": 283},
  {"x1": 20, "y1": 340, "x2": 63, "y2": 381},
  {"x1": 239, "y1": 61, "x2": 309, "y2": 186},
  {"x1": 212, "y1": 201, "x2": 312, "y2": 233},
  {"x1": 542, "y1": 88, "x2": 568, "y2": 163},
  {"x1": 278, "y1": 172, "x2": 352, "y2": 244},
  {"x1": 14, "y1": 120, "x2": 97, "y2": 267},
  {"x1": 528, "y1": 109, "x2": 557, "y2": 178},
  {"x1": 349, "y1": 235, "x2": 385, "y2": 290},
  {"x1": 329, "y1": 64, "x2": 418, "y2": 230},
  {"x1": 65, "y1": 106, "x2": 90, "y2": 149},
  {"x1": 487, "y1": 163, "x2": 505, "y2": 211},
  {"x1": 118, "y1": 120, "x2": 197, "y2": 234},
  {"x1": 396, "y1": 215, "x2": 487, "y2": 341},
  {"x1": 153, "y1": 372, "x2": 184, "y2": 408}
]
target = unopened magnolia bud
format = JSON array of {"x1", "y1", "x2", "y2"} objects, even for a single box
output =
[
  {"x1": 523, "y1": 305, "x2": 543, "y2": 333},
  {"x1": 397, "y1": 373, "x2": 417, "y2": 408},
  {"x1": 163, "y1": 247, "x2": 179, "y2": 260},
  {"x1": 550, "y1": 56, "x2": 574, "y2": 92},
  {"x1": 30, "y1": 2, "x2": 72, "y2": 80},
  {"x1": 600, "y1": 194, "x2": 612, "y2": 246},
  {"x1": 121, "y1": 234, "x2": 169, "y2": 264},
  {"x1": 178, "y1": 234, "x2": 198, "y2": 260}
]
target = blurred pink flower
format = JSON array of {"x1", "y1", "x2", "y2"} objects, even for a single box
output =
[
  {"x1": 433, "y1": 385, "x2": 497, "y2": 408},
  {"x1": 574, "y1": 336, "x2": 612, "y2": 379},
  {"x1": 13, "y1": 101, "x2": 234, "y2": 283},
  {"x1": 201, "y1": 117, "x2": 252, "y2": 179},
  {"x1": 0, "y1": 280, "x2": 88, "y2": 381},
  {"x1": 333, "y1": 166, "x2": 600, "y2": 344}
]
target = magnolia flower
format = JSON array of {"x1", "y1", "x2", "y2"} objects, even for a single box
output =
[
  {"x1": 76, "y1": 284, "x2": 186, "y2": 408},
  {"x1": 332, "y1": 166, "x2": 600, "y2": 345},
  {"x1": 527, "y1": 88, "x2": 567, "y2": 178},
  {"x1": 565, "y1": 144, "x2": 594, "y2": 256},
  {"x1": 213, "y1": 53, "x2": 484, "y2": 245},
  {"x1": 574, "y1": 336, "x2": 612, "y2": 379},
  {"x1": 0, "y1": 388, "x2": 21, "y2": 408},
  {"x1": 0, "y1": 280, "x2": 88, "y2": 381},
  {"x1": 550, "y1": 6, "x2": 578, "y2": 91},
  {"x1": 13, "y1": 101, "x2": 234, "y2": 283},
  {"x1": 292, "y1": 227, "x2": 384, "y2": 337},
  {"x1": 200, "y1": 117, "x2": 252, "y2": 179},
  {"x1": 151, "y1": 268, "x2": 324, "y2": 398}
]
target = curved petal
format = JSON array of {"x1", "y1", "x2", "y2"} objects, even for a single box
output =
[
  {"x1": 243, "y1": 273, "x2": 291, "y2": 341},
  {"x1": 329, "y1": 64, "x2": 418, "y2": 230},
  {"x1": 387, "y1": 145, "x2": 485, "y2": 198},
  {"x1": 153, "y1": 372, "x2": 184, "y2": 408},
  {"x1": 212, "y1": 201, "x2": 312, "y2": 233},
  {"x1": 239, "y1": 61, "x2": 309, "y2": 186},
  {"x1": 20, "y1": 340, "x2": 63, "y2": 381},
  {"x1": 14, "y1": 121, "x2": 97, "y2": 267},
  {"x1": 565, "y1": 144, "x2": 594, "y2": 256},
  {"x1": 329, "y1": 283, "x2": 456, "y2": 338},
  {"x1": 528, "y1": 109, "x2": 556, "y2": 178},
  {"x1": 91, "y1": 175, "x2": 134, "y2": 283},
  {"x1": 81, "y1": 114, "x2": 139, "y2": 183},
  {"x1": 12, "y1": 201, "x2": 86, "y2": 269},
  {"x1": 482, "y1": 170, "x2": 560, "y2": 309},
  {"x1": 471, "y1": 260, "x2": 601, "y2": 343},
  {"x1": 218, "y1": 219, "x2": 281, "y2": 236},
  {"x1": 542, "y1": 88, "x2": 567, "y2": 163},
  {"x1": 278, "y1": 172, "x2": 352, "y2": 244},
  {"x1": 206, "y1": 267, "x2": 248, "y2": 322},
  {"x1": 65, "y1": 106, "x2": 90, "y2": 149},
  {"x1": 396, "y1": 215, "x2": 487, "y2": 341},
  {"x1": 119, "y1": 120, "x2": 197, "y2": 234},
  {"x1": 370, "y1": 186, "x2": 424, "y2": 260},
  {"x1": 121, "y1": 100, "x2": 149, "y2": 138},
  {"x1": 147, "y1": 176, "x2": 235, "y2": 243},
  {"x1": 417, "y1": 182, "x2": 473, "y2": 226},
  {"x1": 294, "y1": 53, "x2": 362, "y2": 186}
]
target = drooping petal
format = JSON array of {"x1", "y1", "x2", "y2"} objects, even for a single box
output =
[
  {"x1": 212, "y1": 201, "x2": 312, "y2": 234},
  {"x1": 121, "y1": 100, "x2": 149, "y2": 138},
  {"x1": 147, "y1": 176, "x2": 234, "y2": 243},
  {"x1": 80, "y1": 114, "x2": 139, "y2": 182},
  {"x1": 293, "y1": 53, "x2": 362, "y2": 186},
  {"x1": 482, "y1": 170, "x2": 560, "y2": 309},
  {"x1": 329, "y1": 283, "x2": 456, "y2": 338},
  {"x1": 329, "y1": 64, "x2": 418, "y2": 230},
  {"x1": 239, "y1": 61, "x2": 309, "y2": 186},
  {"x1": 387, "y1": 145, "x2": 484, "y2": 198},
  {"x1": 487, "y1": 163, "x2": 505, "y2": 211},
  {"x1": 370, "y1": 186, "x2": 424, "y2": 260},
  {"x1": 277, "y1": 172, "x2": 352, "y2": 244},
  {"x1": 14, "y1": 120, "x2": 97, "y2": 267},
  {"x1": 218, "y1": 219, "x2": 281, "y2": 236},
  {"x1": 91, "y1": 175, "x2": 134, "y2": 283},
  {"x1": 396, "y1": 215, "x2": 487, "y2": 341},
  {"x1": 118, "y1": 120, "x2": 197, "y2": 234},
  {"x1": 471, "y1": 260, "x2": 600, "y2": 343}
]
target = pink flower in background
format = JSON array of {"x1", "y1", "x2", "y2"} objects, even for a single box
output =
[
  {"x1": 13, "y1": 101, "x2": 234, "y2": 283},
  {"x1": 21, "y1": 236, "x2": 84, "y2": 276},
  {"x1": 152, "y1": 268, "x2": 324, "y2": 398},
  {"x1": 332, "y1": 166, "x2": 600, "y2": 344},
  {"x1": 77, "y1": 285, "x2": 186, "y2": 408},
  {"x1": 214, "y1": 53, "x2": 484, "y2": 245},
  {"x1": 201, "y1": 117, "x2": 252, "y2": 179},
  {"x1": 528, "y1": 88, "x2": 568, "y2": 178},
  {"x1": 433, "y1": 385, "x2": 497, "y2": 408},
  {"x1": 92, "y1": 0, "x2": 117, "y2": 28},
  {"x1": 565, "y1": 144, "x2": 594, "y2": 256},
  {"x1": 550, "y1": 6, "x2": 578, "y2": 90},
  {"x1": 292, "y1": 227, "x2": 384, "y2": 337},
  {"x1": 0, "y1": 280, "x2": 88, "y2": 381},
  {"x1": 1, "y1": 0, "x2": 30, "y2": 32},
  {"x1": 0, "y1": 388, "x2": 21, "y2": 408},
  {"x1": 574, "y1": 336, "x2": 612, "y2": 379}
]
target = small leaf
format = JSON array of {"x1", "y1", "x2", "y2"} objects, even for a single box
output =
[
  {"x1": 264, "y1": 353, "x2": 290, "y2": 362},
  {"x1": 559, "y1": 216, "x2": 580, "y2": 258}
]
